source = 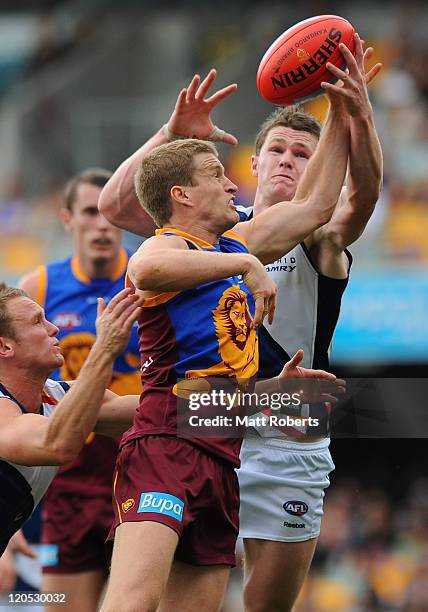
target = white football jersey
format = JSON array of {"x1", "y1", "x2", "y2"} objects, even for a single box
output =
[
  {"x1": 0, "y1": 379, "x2": 69, "y2": 506},
  {"x1": 237, "y1": 205, "x2": 351, "y2": 438}
]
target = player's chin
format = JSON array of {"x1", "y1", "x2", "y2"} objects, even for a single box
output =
[
  {"x1": 222, "y1": 212, "x2": 239, "y2": 232},
  {"x1": 230, "y1": 208, "x2": 240, "y2": 225},
  {"x1": 52, "y1": 354, "x2": 65, "y2": 368},
  {"x1": 91, "y1": 251, "x2": 113, "y2": 266},
  {"x1": 271, "y1": 183, "x2": 296, "y2": 202}
]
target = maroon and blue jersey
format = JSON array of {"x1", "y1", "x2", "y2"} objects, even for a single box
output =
[{"x1": 122, "y1": 228, "x2": 259, "y2": 467}]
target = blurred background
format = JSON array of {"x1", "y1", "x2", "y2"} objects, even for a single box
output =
[{"x1": 0, "y1": 0, "x2": 427, "y2": 610}]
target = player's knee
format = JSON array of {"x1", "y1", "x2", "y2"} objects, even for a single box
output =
[
  {"x1": 102, "y1": 585, "x2": 161, "y2": 612},
  {"x1": 102, "y1": 597, "x2": 158, "y2": 612}
]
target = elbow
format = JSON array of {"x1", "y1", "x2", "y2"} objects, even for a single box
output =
[
  {"x1": 369, "y1": 186, "x2": 382, "y2": 208},
  {"x1": 356, "y1": 182, "x2": 383, "y2": 211},
  {"x1": 128, "y1": 257, "x2": 158, "y2": 291},
  {"x1": 317, "y1": 206, "x2": 336, "y2": 227},
  {"x1": 49, "y1": 442, "x2": 79, "y2": 466},
  {"x1": 54, "y1": 448, "x2": 77, "y2": 466},
  {"x1": 366, "y1": 174, "x2": 383, "y2": 205},
  {"x1": 98, "y1": 185, "x2": 117, "y2": 225},
  {"x1": 374, "y1": 174, "x2": 383, "y2": 201},
  {"x1": 304, "y1": 196, "x2": 338, "y2": 228}
]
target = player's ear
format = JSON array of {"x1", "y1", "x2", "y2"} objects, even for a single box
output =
[
  {"x1": 170, "y1": 185, "x2": 192, "y2": 208},
  {"x1": 0, "y1": 336, "x2": 15, "y2": 359},
  {"x1": 59, "y1": 207, "x2": 73, "y2": 231},
  {"x1": 251, "y1": 155, "x2": 259, "y2": 177}
]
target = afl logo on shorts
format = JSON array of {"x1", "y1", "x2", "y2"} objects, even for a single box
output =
[
  {"x1": 283, "y1": 500, "x2": 308, "y2": 517},
  {"x1": 52, "y1": 312, "x2": 82, "y2": 329}
]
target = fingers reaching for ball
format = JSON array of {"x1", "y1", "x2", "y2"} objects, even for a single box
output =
[{"x1": 322, "y1": 32, "x2": 381, "y2": 117}]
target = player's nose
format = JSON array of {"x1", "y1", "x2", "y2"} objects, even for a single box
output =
[
  {"x1": 279, "y1": 150, "x2": 294, "y2": 168},
  {"x1": 225, "y1": 177, "x2": 238, "y2": 194},
  {"x1": 47, "y1": 320, "x2": 59, "y2": 336}
]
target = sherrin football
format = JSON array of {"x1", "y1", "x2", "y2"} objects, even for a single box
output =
[{"x1": 257, "y1": 15, "x2": 356, "y2": 106}]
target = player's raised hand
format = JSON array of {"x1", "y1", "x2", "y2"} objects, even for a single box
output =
[
  {"x1": 242, "y1": 255, "x2": 277, "y2": 328},
  {"x1": 280, "y1": 349, "x2": 335, "y2": 379},
  {"x1": 95, "y1": 288, "x2": 142, "y2": 358},
  {"x1": 322, "y1": 33, "x2": 382, "y2": 118},
  {"x1": 278, "y1": 349, "x2": 346, "y2": 403},
  {"x1": 165, "y1": 68, "x2": 238, "y2": 145},
  {"x1": 361, "y1": 45, "x2": 383, "y2": 85}
]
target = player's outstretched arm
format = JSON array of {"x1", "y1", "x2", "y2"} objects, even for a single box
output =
[
  {"x1": 98, "y1": 69, "x2": 238, "y2": 236},
  {"x1": 317, "y1": 34, "x2": 383, "y2": 250},
  {"x1": 94, "y1": 393, "x2": 140, "y2": 437},
  {"x1": 0, "y1": 289, "x2": 142, "y2": 466},
  {"x1": 128, "y1": 234, "x2": 277, "y2": 327},
  {"x1": 234, "y1": 94, "x2": 350, "y2": 264}
]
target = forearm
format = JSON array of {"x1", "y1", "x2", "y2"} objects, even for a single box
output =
[
  {"x1": 98, "y1": 127, "x2": 167, "y2": 236},
  {"x1": 294, "y1": 103, "x2": 350, "y2": 221},
  {"x1": 44, "y1": 344, "x2": 115, "y2": 461},
  {"x1": 129, "y1": 249, "x2": 255, "y2": 292},
  {"x1": 94, "y1": 394, "x2": 139, "y2": 437},
  {"x1": 348, "y1": 112, "x2": 383, "y2": 207}
]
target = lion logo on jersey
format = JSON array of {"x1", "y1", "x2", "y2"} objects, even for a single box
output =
[
  {"x1": 59, "y1": 333, "x2": 141, "y2": 394},
  {"x1": 185, "y1": 286, "x2": 258, "y2": 380},
  {"x1": 59, "y1": 332, "x2": 96, "y2": 380},
  {"x1": 213, "y1": 286, "x2": 252, "y2": 347},
  {"x1": 212, "y1": 286, "x2": 258, "y2": 378}
]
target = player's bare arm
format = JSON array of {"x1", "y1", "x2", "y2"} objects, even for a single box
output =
[
  {"x1": 312, "y1": 34, "x2": 383, "y2": 254},
  {"x1": 128, "y1": 234, "x2": 276, "y2": 327},
  {"x1": 0, "y1": 289, "x2": 141, "y2": 466},
  {"x1": 234, "y1": 92, "x2": 350, "y2": 264},
  {"x1": 53, "y1": 385, "x2": 140, "y2": 438},
  {"x1": 94, "y1": 393, "x2": 139, "y2": 437},
  {"x1": 98, "y1": 69, "x2": 238, "y2": 236}
]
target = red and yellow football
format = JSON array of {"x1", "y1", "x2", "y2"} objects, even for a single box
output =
[{"x1": 257, "y1": 15, "x2": 356, "y2": 106}]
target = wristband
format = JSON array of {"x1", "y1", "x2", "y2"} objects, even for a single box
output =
[{"x1": 163, "y1": 123, "x2": 226, "y2": 142}]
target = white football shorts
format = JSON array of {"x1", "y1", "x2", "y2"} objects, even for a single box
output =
[{"x1": 237, "y1": 433, "x2": 334, "y2": 542}]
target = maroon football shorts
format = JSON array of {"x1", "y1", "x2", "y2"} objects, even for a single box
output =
[
  {"x1": 110, "y1": 435, "x2": 239, "y2": 566},
  {"x1": 41, "y1": 490, "x2": 113, "y2": 574}
]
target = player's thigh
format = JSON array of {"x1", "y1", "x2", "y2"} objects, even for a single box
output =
[
  {"x1": 42, "y1": 570, "x2": 105, "y2": 612},
  {"x1": 101, "y1": 521, "x2": 178, "y2": 612},
  {"x1": 158, "y1": 559, "x2": 230, "y2": 612},
  {"x1": 243, "y1": 537, "x2": 318, "y2": 612}
]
